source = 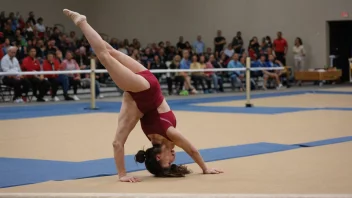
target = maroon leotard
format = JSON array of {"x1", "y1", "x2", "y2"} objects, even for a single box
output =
[{"x1": 127, "y1": 70, "x2": 176, "y2": 141}]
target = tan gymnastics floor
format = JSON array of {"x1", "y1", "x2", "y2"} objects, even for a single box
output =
[
  {"x1": 1, "y1": 92, "x2": 352, "y2": 195},
  {"x1": 196, "y1": 93, "x2": 352, "y2": 108}
]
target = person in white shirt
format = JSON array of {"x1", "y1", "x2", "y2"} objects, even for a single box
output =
[
  {"x1": 224, "y1": 44, "x2": 234, "y2": 58},
  {"x1": 1, "y1": 46, "x2": 31, "y2": 102},
  {"x1": 292, "y1": 37, "x2": 306, "y2": 71},
  {"x1": 35, "y1": 17, "x2": 46, "y2": 38}
]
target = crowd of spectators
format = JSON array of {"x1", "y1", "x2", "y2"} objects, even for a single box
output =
[{"x1": 0, "y1": 11, "x2": 305, "y2": 103}]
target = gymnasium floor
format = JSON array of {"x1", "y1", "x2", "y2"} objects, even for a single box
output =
[{"x1": 1, "y1": 86, "x2": 352, "y2": 196}]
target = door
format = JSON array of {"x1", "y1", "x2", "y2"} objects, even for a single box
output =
[{"x1": 328, "y1": 21, "x2": 352, "y2": 82}]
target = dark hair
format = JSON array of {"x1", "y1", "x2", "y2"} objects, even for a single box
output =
[
  {"x1": 135, "y1": 144, "x2": 192, "y2": 177},
  {"x1": 296, "y1": 37, "x2": 303, "y2": 45}
]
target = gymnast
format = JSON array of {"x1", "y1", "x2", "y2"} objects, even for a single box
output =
[{"x1": 63, "y1": 9, "x2": 223, "y2": 182}]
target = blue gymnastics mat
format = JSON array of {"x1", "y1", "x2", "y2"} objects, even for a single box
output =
[
  {"x1": 0, "y1": 142, "x2": 298, "y2": 188},
  {"x1": 293, "y1": 136, "x2": 352, "y2": 147}
]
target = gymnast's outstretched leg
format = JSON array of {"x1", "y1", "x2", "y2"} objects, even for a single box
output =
[
  {"x1": 63, "y1": 9, "x2": 149, "y2": 92},
  {"x1": 104, "y1": 41, "x2": 147, "y2": 74}
]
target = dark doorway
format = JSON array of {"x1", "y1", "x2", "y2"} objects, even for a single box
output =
[{"x1": 328, "y1": 20, "x2": 352, "y2": 82}]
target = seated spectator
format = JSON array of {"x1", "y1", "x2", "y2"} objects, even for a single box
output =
[
  {"x1": 204, "y1": 47, "x2": 212, "y2": 60},
  {"x1": 21, "y1": 47, "x2": 50, "y2": 102},
  {"x1": 55, "y1": 50, "x2": 64, "y2": 63},
  {"x1": 61, "y1": 51, "x2": 81, "y2": 100},
  {"x1": 45, "y1": 39, "x2": 58, "y2": 56},
  {"x1": 168, "y1": 55, "x2": 185, "y2": 95},
  {"x1": 179, "y1": 50, "x2": 197, "y2": 94},
  {"x1": 2, "y1": 38, "x2": 11, "y2": 55},
  {"x1": 251, "y1": 54, "x2": 266, "y2": 78},
  {"x1": 158, "y1": 48, "x2": 167, "y2": 64},
  {"x1": 1, "y1": 46, "x2": 30, "y2": 102},
  {"x1": 131, "y1": 48, "x2": 141, "y2": 63},
  {"x1": 140, "y1": 47, "x2": 153, "y2": 69},
  {"x1": 224, "y1": 43, "x2": 234, "y2": 59},
  {"x1": 15, "y1": 29, "x2": 27, "y2": 47},
  {"x1": 118, "y1": 41, "x2": 128, "y2": 55},
  {"x1": 35, "y1": 17, "x2": 45, "y2": 38},
  {"x1": 24, "y1": 21, "x2": 35, "y2": 41},
  {"x1": 151, "y1": 55, "x2": 167, "y2": 81},
  {"x1": 166, "y1": 46, "x2": 176, "y2": 61},
  {"x1": 205, "y1": 54, "x2": 224, "y2": 92},
  {"x1": 227, "y1": 53, "x2": 245, "y2": 91},
  {"x1": 190, "y1": 55, "x2": 208, "y2": 93},
  {"x1": 262, "y1": 54, "x2": 283, "y2": 90},
  {"x1": 42, "y1": 52, "x2": 74, "y2": 101},
  {"x1": 199, "y1": 55, "x2": 212, "y2": 92},
  {"x1": 80, "y1": 55, "x2": 104, "y2": 99}
]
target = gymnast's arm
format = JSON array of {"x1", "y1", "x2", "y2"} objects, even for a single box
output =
[{"x1": 166, "y1": 128, "x2": 208, "y2": 172}]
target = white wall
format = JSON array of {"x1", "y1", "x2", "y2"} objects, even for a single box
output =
[
  {"x1": 88, "y1": 0, "x2": 352, "y2": 68},
  {"x1": 2, "y1": 0, "x2": 352, "y2": 68}
]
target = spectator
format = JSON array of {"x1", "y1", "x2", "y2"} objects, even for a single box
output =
[
  {"x1": 80, "y1": 55, "x2": 103, "y2": 99},
  {"x1": 1, "y1": 46, "x2": 30, "y2": 102},
  {"x1": 190, "y1": 54, "x2": 207, "y2": 93},
  {"x1": 176, "y1": 36, "x2": 185, "y2": 55},
  {"x1": 118, "y1": 41, "x2": 128, "y2": 55},
  {"x1": 224, "y1": 43, "x2": 234, "y2": 59},
  {"x1": 15, "y1": 29, "x2": 27, "y2": 47},
  {"x1": 205, "y1": 54, "x2": 224, "y2": 92},
  {"x1": 273, "y1": 31, "x2": 288, "y2": 65},
  {"x1": 248, "y1": 36, "x2": 260, "y2": 59},
  {"x1": 131, "y1": 48, "x2": 141, "y2": 63},
  {"x1": 232, "y1": 31, "x2": 244, "y2": 54},
  {"x1": 42, "y1": 52, "x2": 73, "y2": 101},
  {"x1": 61, "y1": 51, "x2": 81, "y2": 100},
  {"x1": 21, "y1": 47, "x2": 50, "y2": 102},
  {"x1": 55, "y1": 50, "x2": 64, "y2": 63},
  {"x1": 26, "y1": 12, "x2": 36, "y2": 25},
  {"x1": 263, "y1": 54, "x2": 283, "y2": 90},
  {"x1": 214, "y1": 30, "x2": 226, "y2": 56},
  {"x1": 151, "y1": 55, "x2": 167, "y2": 81},
  {"x1": 141, "y1": 47, "x2": 153, "y2": 69},
  {"x1": 199, "y1": 55, "x2": 212, "y2": 92},
  {"x1": 36, "y1": 39, "x2": 46, "y2": 59},
  {"x1": 293, "y1": 37, "x2": 305, "y2": 72},
  {"x1": 35, "y1": 17, "x2": 45, "y2": 38},
  {"x1": 180, "y1": 50, "x2": 197, "y2": 94},
  {"x1": 204, "y1": 47, "x2": 212, "y2": 60},
  {"x1": 109, "y1": 38, "x2": 119, "y2": 49},
  {"x1": 193, "y1": 35, "x2": 205, "y2": 55},
  {"x1": 2, "y1": 38, "x2": 11, "y2": 55},
  {"x1": 68, "y1": 31, "x2": 78, "y2": 46},
  {"x1": 166, "y1": 46, "x2": 176, "y2": 61},
  {"x1": 45, "y1": 39, "x2": 58, "y2": 56},
  {"x1": 168, "y1": 55, "x2": 185, "y2": 95},
  {"x1": 3, "y1": 21, "x2": 15, "y2": 42},
  {"x1": 227, "y1": 53, "x2": 245, "y2": 91},
  {"x1": 164, "y1": 41, "x2": 172, "y2": 55},
  {"x1": 158, "y1": 48, "x2": 167, "y2": 64},
  {"x1": 24, "y1": 21, "x2": 35, "y2": 41},
  {"x1": 184, "y1": 41, "x2": 192, "y2": 54}
]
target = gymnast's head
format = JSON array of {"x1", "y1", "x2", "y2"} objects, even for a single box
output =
[{"x1": 134, "y1": 144, "x2": 191, "y2": 177}]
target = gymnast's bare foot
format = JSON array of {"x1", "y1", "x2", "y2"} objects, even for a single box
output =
[{"x1": 63, "y1": 9, "x2": 86, "y2": 25}]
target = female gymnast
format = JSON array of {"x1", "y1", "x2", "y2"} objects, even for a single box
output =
[{"x1": 63, "y1": 9, "x2": 223, "y2": 183}]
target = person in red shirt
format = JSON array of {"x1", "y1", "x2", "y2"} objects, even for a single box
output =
[
  {"x1": 273, "y1": 31, "x2": 288, "y2": 65},
  {"x1": 42, "y1": 52, "x2": 73, "y2": 101},
  {"x1": 21, "y1": 47, "x2": 50, "y2": 102}
]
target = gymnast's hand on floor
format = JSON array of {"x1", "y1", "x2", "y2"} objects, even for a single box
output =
[
  {"x1": 119, "y1": 175, "x2": 141, "y2": 183},
  {"x1": 203, "y1": 168, "x2": 224, "y2": 174}
]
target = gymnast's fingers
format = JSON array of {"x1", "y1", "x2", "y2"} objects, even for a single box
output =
[{"x1": 134, "y1": 177, "x2": 141, "y2": 182}]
